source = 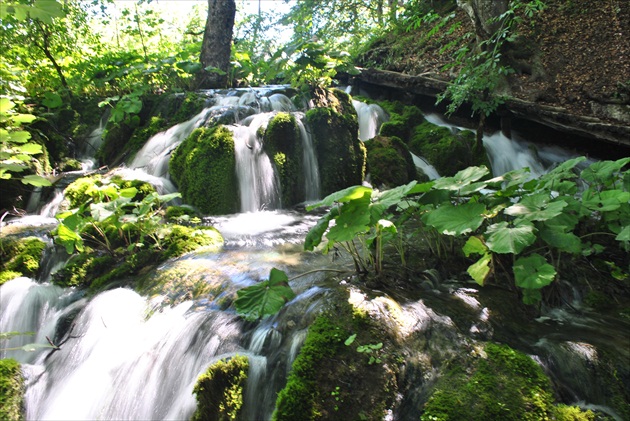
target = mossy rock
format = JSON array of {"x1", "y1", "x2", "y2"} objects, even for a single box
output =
[
  {"x1": 273, "y1": 296, "x2": 397, "y2": 421},
  {"x1": 164, "y1": 205, "x2": 200, "y2": 223},
  {"x1": 264, "y1": 112, "x2": 304, "y2": 206},
  {"x1": 192, "y1": 355, "x2": 249, "y2": 421},
  {"x1": 170, "y1": 126, "x2": 239, "y2": 215},
  {"x1": 0, "y1": 237, "x2": 46, "y2": 286},
  {"x1": 366, "y1": 135, "x2": 417, "y2": 188},
  {"x1": 420, "y1": 342, "x2": 595, "y2": 421},
  {"x1": 377, "y1": 102, "x2": 424, "y2": 141},
  {"x1": 306, "y1": 90, "x2": 366, "y2": 196},
  {"x1": 0, "y1": 358, "x2": 24, "y2": 421},
  {"x1": 63, "y1": 174, "x2": 156, "y2": 210},
  {"x1": 409, "y1": 120, "x2": 489, "y2": 176}
]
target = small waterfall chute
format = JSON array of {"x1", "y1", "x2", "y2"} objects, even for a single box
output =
[{"x1": 352, "y1": 100, "x2": 389, "y2": 141}]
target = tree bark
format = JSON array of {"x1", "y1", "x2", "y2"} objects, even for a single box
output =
[{"x1": 198, "y1": 0, "x2": 236, "y2": 89}]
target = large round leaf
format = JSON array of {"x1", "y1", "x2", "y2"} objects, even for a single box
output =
[
  {"x1": 432, "y1": 165, "x2": 489, "y2": 191},
  {"x1": 423, "y1": 202, "x2": 486, "y2": 236},
  {"x1": 513, "y1": 254, "x2": 556, "y2": 289},
  {"x1": 485, "y1": 221, "x2": 536, "y2": 254},
  {"x1": 234, "y1": 268, "x2": 296, "y2": 321}
]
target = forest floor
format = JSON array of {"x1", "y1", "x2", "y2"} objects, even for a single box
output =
[{"x1": 357, "y1": 0, "x2": 629, "y2": 122}]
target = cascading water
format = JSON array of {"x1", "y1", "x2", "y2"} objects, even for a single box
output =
[
  {"x1": 2, "y1": 87, "x2": 627, "y2": 420},
  {"x1": 230, "y1": 113, "x2": 282, "y2": 212},
  {"x1": 352, "y1": 100, "x2": 389, "y2": 141}
]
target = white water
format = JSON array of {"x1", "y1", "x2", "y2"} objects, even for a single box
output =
[
  {"x1": 352, "y1": 99, "x2": 389, "y2": 141},
  {"x1": 296, "y1": 113, "x2": 321, "y2": 201},
  {"x1": 231, "y1": 113, "x2": 281, "y2": 212}
]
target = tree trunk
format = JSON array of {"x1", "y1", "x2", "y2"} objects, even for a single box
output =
[
  {"x1": 456, "y1": 0, "x2": 508, "y2": 41},
  {"x1": 198, "y1": 0, "x2": 236, "y2": 89}
]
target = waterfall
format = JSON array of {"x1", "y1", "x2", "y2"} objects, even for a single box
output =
[
  {"x1": 230, "y1": 113, "x2": 281, "y2": 212},
  {"x1": 295, "y1": 113, "x2": 321, "y2": 201},
  {"x1": 80, "y1": 116, "x2": 106, "y2": 171},
  {"x1": 352, "y1": 100, "x2": 389, "y2": 141},
  {"x1": 411, "y1": 153, "x2": 440, "y2": 180}
]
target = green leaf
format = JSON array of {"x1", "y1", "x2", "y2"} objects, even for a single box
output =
[
  {"x1": 616, "y1": 225, "x2": 630, "y2": 242},
  {"x1": 55, "y1": 223, "x2": 83, "y2": 254},
  {"x1": 11, "y1": 113, "x2": 37, "y2": 124},
  {"x1": 582, "y1": 189, "x2": 630, "y2": 212},
  {"x1": 513, "y1": 254, "x2": 556, "y2": 289},
  {"x1": 344, "y1": 334, "x2": 357, "y2": 346},
  {"x1": 21, "y1": 174, "x2": 52, "y2": 187},
  {"x1": 42, "y1": 92, "x2": 63, "y2": 109},
  {"x1": 9, "y1": 131, "x2": 31, "y2": 143},
  {"x1": 304, "y1": 208, "x2": 337, "y2": 251},
  {"x1": 326, "y1": 194, "x2": 371, "y2": 243},
  {"x1": 307, "y1": 185, "x2": 372, "y2": 210},
  {"x1": 463, "y1": 236, "x2": 488, "y2": 257},
  {"x1": 504, "y1": 194, "x2": 568, "y2": 222},
  {"x1": 521, "y1": 288, "x2": 542, "y2": 305},
  {"x1": 485, "y1": 221, "x2": 536, "y2": 254},
  {"x1": 581, "y1": 158, "x2": 630, "y2": 186},
  {"x1": 234, "y1": 268, "x2": 296, "y2": 321},
  {"x1": 422, "y1": 202, "x2": 486, "y2": 236},
  {"x1": 29, "y1": 0, "x2": 66, "y2": 24},
  {"x1": 467, "y1": 253, "x2": 491, "y2": 286},
  {"x1": 16, "y1": 142, "x2": 43, "y2": 155},
  {"x1": 540, "y1": 227, "x2": 582, "y2": 254},
  {"x1": 432, "y1": 166, "x2": 489, "y2": 191},
  {"x1": 374, "y1": 181, "x2": 417, "y2": 208}
]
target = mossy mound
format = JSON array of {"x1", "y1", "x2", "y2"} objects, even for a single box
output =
[
  {"x1": 63, "y1": 175, "x2": 155, "y2": 209},
  {"x1": 52, "y1": 225, "x2": 222, "y2": 291},
  {"x1": 170, "y1": 126, "x2": 238, "y2": 215},
  {"x1": 366, "y1": 135, "x2": 417, "y2": 188},
  {"x1": 0, "y1": 358, "x2": 24, "y2": 421},
  {"x1": 264, "y1": 112, "x2": 304, "y2": 207},
  {"x1": 306, "y1": 89, "x2": 366, "y2": 196},
  {"x1": 192, "y1": 355, "x2": 249, "y2": 421},
  {"x1": 0, "y1": 237, "x2": 46, "y2": 286},
  {"x1": 273, "y1": 296, "x2": 397, "y2": 421},
  {"x1": 409, "y1": 120, "x2": 488, "y2": 176},
  {"x1": 420, "y1": 342, "x2": 595, "y2": 421}
]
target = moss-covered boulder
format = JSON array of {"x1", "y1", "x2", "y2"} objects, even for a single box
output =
[
  {"x1": 273, "y1": 297, "x2": 397, "y2": 421},
  {"x1": 264, "y1": 112, "x2": 304, "y2": 207},
  {"x1": 366, "y1": 135, "x2": 417, "y2": 188},
  {"x1": 306, "y1": 89, "x2": 366, "y2": 196},
  {"x1": 0, "y1": 358, "x2": 24, "y2": 420},
  {"x1": 420, "y1": 342, "x2": 595, "y2": 421},
  {"x1": 63, "y1": 175, "x2": 156, "y2": 209},
  {"x1": 409, "y1": 120, "x2": 489, "y2": 176},
  {"x1": 192, "y1": 355, "x2": 249, "y2": 421},
  {"x1": 378, "y1": 102, "x2": 425, "y2": 141},
  {"x1": 0, "y1": 237, "x2": 46, "y2": 286},
  {"x1": 170, "y1": 126, "x2": 238, "y2": 215}
]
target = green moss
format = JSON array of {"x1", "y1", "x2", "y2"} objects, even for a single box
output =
[
  {"x1": 306, "y1": 104, "x2": 366, "y2": 196},
  {"x1": 409, "y1": 120, "x2": 489, "y2": 176},
  {"x1": 160, "y1": 225, "x2": 223, "y2": 258},
  {"x1": 0, "y1": 237, "x2": 46, "y2": 285},
  {"x1": 366, "y1": 136, "x2": 417, "y2": 187},
  {"x1": 59, "y1": 158, "x2": 83, "y2": 172},
  {"x1": 553, "y1": 405, "x2": 596, "y2": 421},
  {"x1": 273, "y1": 297, "x2": 396, "y2": 421},
  {"x1": 0, "y1": 358, "x2": 24, "y2": 421},
  {"x1": 421, "y1": 343, "x2": 557, "y2": 421},
  {"x1": 170, "y1": 126, "x2": 239, "y2": 215},
  {"x1": 273, "y1": 314, "x2": 349, "y2": 421},
  {"x1": 164, "y1": 205, "x2": 200, "y2": 223},
  {"x1": 64, "y1": 175, "x2": 155, "y2": 209},
  {"x1": 264, "y1": 112, "x2": 303, "y2": 206},
  {"x1": 52, "y1": 252, "x2": 116, "y2": 288},
  {"x1": 192, "y1": 355, "x2": 249, "y2": 421}
]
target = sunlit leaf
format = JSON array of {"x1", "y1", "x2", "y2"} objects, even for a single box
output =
[
  {"x1": 307, "y1": 185, "x2": 372, "y2": 210},
  {"x1": 11, "y1": 113, "x2": 37, "y2": 124},
  {"x1": 463, "y1": 235, "x2": 488, "y2": 257},
  {"x1": 485, "y1": 221, "x2": 536, "y2": 254},
  {"x1": 504, "y1": 194, "x2": 567, "y2": 222},
  {"x1": 16, "y1": 142, "x2": 43, "y2": 155},
  {"x1": 42, "y1": 92, "x2": 63, "y2": 109},
  {"x1": 21, "y1": 174, "x2": 52, "y2": 187},
  {"x1": 9, "y1": 131, "x2": 31, "y2": 143},
  {"x1": 467, "y1": 253, "x2": 491, "y2": 286},
  {"x1": 234, "y1": 268, "x2": 296, "y2": 321}
]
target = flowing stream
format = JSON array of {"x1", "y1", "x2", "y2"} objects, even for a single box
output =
[{"x1": 1, "y1": 88, "x2": 627, "y2": 420}]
